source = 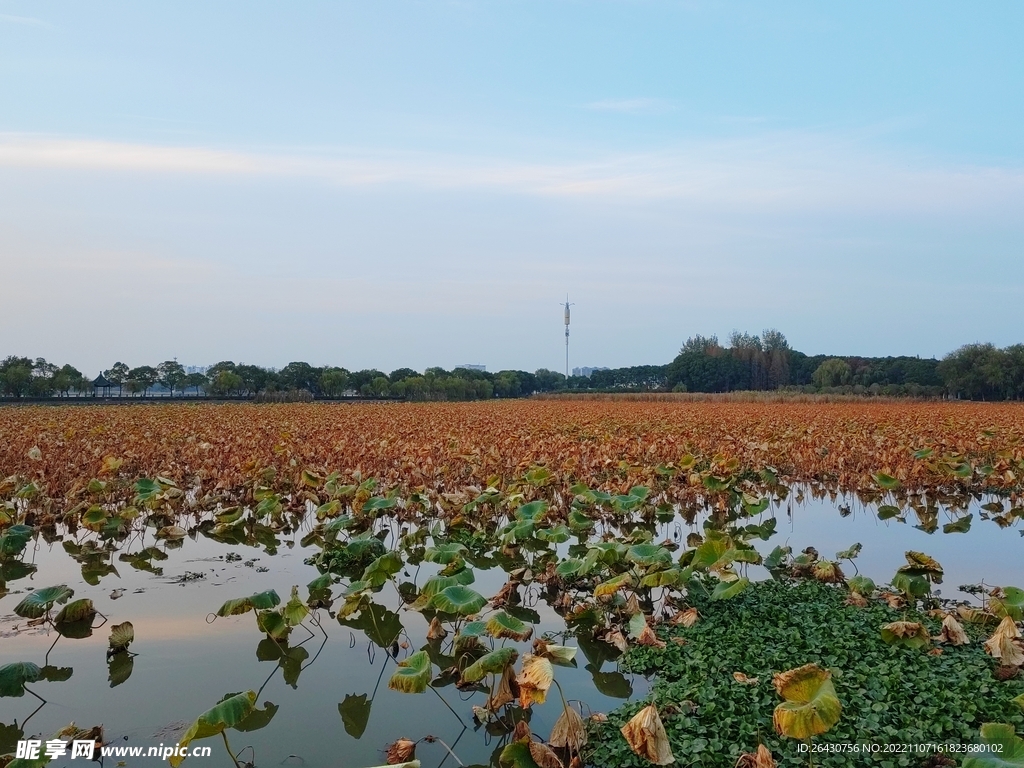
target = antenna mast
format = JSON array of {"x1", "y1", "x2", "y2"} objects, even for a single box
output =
[{"x1": 562, "y1": 296, "x2": 574, "y2": 380}]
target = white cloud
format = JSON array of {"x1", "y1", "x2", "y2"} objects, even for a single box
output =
[
  {"x1": 584, "y1": 97, "x2": 675, "y2": 114},
  {"x1": 0, "y1": 13, "x2": 49, "y2": 27}
]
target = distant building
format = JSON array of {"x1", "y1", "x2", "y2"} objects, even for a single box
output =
[
  {"x1": 455, "y1": 364, "x2": 487, "y2": 372},
  {"x1": 572, "y1": 366, "x2": 609, "y2": 378}
]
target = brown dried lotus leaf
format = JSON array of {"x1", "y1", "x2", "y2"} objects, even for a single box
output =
[
  {"x1": 605, "y1": 629, "x2": 629, "y2": 653},
  {"x1": 517, "y1": 654, "x2": 554, "y2": 709},
  {"x1": 486, "y1": 664, "x2": 519, "y2": 711},
  {"x1": 735, "y1": 744, "x2": 776, "y2": 768},
  {"x1": 844, "y1": 593, "x2": 868, "y2": 608},
  {"x1": 426, "y1": 616, "x2": 447, "y2": 640},
  {"x1": 624, "y1": 593, "x2": 642, "y2": 616},
  {"x1": 385, "y1": 738, "x2": 416, "y2": 764},
  {"x1": 733, "y1": 672, "x2": 760, "y2": 685},
  {"x1": 549, "y1": 705, "x2": 587, "y2": 751},
  {"x1": 937, "y1": 614, "x2": 969, "y2": 646},
  {"x1": 984, "y1": 616, "x2": 1024, "y2": 666},
  {"x1": 620, "y1": 703, "x2": 675, "y2": 765},
  {"x1": 513, "y1": 719, "x2": 532, "y2": 743},
  {"x1": 672, "y1": 607, "x2": 699, "y2": 627},
  {"x1": 528, "y1": 741, "x2": 563, "y2": 768},
  {"x1": 636, "y1": 624, "x2": 666, "y2": 649},
  {"x1": 590, "y1": 712, "x2": 609, "y2": 723},
  {"x1": 880, "y1": 592, "x2": 905, "y2": 609}
]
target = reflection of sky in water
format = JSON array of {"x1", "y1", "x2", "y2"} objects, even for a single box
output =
[
  {"x1": 1, "y1": 492, "x2": 1020, "y2": 768},
  {"x1": 2, "y1": 532, "x2": 647, "y2": 768}
]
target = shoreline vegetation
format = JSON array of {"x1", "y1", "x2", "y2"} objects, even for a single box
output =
[{"x1": 4, "y1": 330, "x2": 1024, "y2": 403}]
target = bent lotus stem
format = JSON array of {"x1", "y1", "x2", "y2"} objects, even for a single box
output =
[{"x1": 221, "y1": 731, "x2": 242, "y2": 768}]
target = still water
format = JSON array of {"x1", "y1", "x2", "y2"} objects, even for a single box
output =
[{"x1": 1, "y1": 491, "x2": 1020, "y2": 768}]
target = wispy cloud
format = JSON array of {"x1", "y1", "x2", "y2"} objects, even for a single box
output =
[
  {"x1": 1, "y1": 132, "x2": 1022, "y2": 216},
  {"x1": 584, "y1": 97, "x2": 674, "y2": 114},
  {"x1": 0, "y1": 13, "x2": 50, "y2": 27}
]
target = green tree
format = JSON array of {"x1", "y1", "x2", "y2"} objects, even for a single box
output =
[
  {"x1": 209, "y1": 370, "x2": 243, "y2": 395},
  {"x1": 183, "y1": 372, "x2": 209, "y2": 395},
  {"x1": 52, "y1": 364, "x2": 85, "y2": 397},
  {"x1": 812, "y1": 358, "x2": 852, "y2": 388},
  {"x1": 158, "y1": 360, "x2": 186, "y2": 397},
  {"x1": 106, "y1": 362, "x2": 130, "y2": 396},
  {"x1": 319, "y1": 368, "x2": 350, "y2": 397},
  {"x1": 0, "y1": 356, "x2": 35, "y2": 398},
  {"x1": 128, "y1": 366, "x2": 159, "y2": 397}
]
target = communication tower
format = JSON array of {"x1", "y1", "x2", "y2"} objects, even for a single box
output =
[{"x1": 562, "y1": 296, "x2": 574, "y2": 379}]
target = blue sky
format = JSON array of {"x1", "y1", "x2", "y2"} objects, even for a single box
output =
[{"x1": 1, "y1": 2, "x2": 1022, "y2": 375}]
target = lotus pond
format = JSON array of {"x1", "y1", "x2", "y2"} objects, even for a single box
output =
[{"x1": 2, "y1": 469, "x2": 1024, "y2": 768}]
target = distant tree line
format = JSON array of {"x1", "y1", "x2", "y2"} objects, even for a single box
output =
[{"x1": 2, "y1": 334, "x2": 1023, "y2": 401}]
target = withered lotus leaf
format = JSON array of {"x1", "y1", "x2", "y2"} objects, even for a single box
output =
[{"x1": 620, "y1": 703, "x2": 675, "y2": 765}]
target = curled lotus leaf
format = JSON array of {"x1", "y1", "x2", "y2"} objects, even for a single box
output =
[
  {"x1": 216, "y1": 590, "x2": 281, "y2": 617},
  {"x1": 282, "y1": 586, "x2": 309, "y2": 627},
  {"x1": 14, "y1": 585, "x2": 74, "y2": 619},
  {"x1": 0, "y1": 662, "x2": 42, "y2": 698},
  {"x1": 169, "y1": 690, "x2": 260, "y2": 767},
  {"x1": 109, "y1": 621, "x2": 135, "y2": 652},
  {"x1": 961, "y1": 723, "x2": 1024, "y2": 767},
  {"x1": 772, "y1": 664, "x2": 842, "y2": 740},
  {"x1": 461, "y1": 647, "x2": 519, "y2": 683},
  {"x1": 534, "y1": 640, "x2": 577, "y2": 665},
  {"x1": 873, "y1": 472, "x2": 901, "y2": 490},
  {"x1": 880, "y1": 621, "x2": 931, "y2": 649},
  {"x1": 423, "y1": 543, "x2": 467, "y2": 565},
  {"x1": 848, "y1": 576, "x2": 876, "y2": 596},
  {"x1": 388, "y1": 650, "x2": 432, "y2": 694},
  {"x1": 54, "y1": 598, "x2": 96, "y2": 625},
  {"x1": 812, "y1": 560, "x2": 845, "y2": 584},
  {"x1": 626, "y1": 543, "x2": 672, "y2": 567},
  {"x1": 984, "y1": 616, "x2": 1024, "y2": 667},
  {"x1": 486, "y1": 611, "x2": 533, "y2": 642},
  {"x1": 549, "y1": 704, "x2": 587, "y2": 751},
  {"x1": 595, "y1": 573, "x2": 633, "y2": 598},
  {"x1": 898, "y1": 551, "x2": 944, "y2": 584},
  {"x1": 991, "y1": 587, "x2": 1024, "y2": 622},
  {"x1": 454, "y1": 621, "x2": 488, "y2": 653},
  {"x1": 427, "y1": 585, "x2": 487, "y2": 616},
  {"x1": 620, "y1": 703, "x2": 674, "y2": 765},
  {"x1": 937, "y1": 615, "x2": 969, "y2": 646},
  {"x1": 517, "y1": 654, "x2": 554, "y2": 708}
]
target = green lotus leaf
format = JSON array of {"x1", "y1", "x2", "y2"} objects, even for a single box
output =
[
  {"x1": 216, "y1": 589, "x2": 281, "y2": 617},
  {"x1": 388, "y1": 650, "x2": 432, "y2": 694},
  {"x1": 1013, "y1": 694, "x2": 1024, "y2": 713},
  {"x1": 81, "y1": 506, "x2": 108, "y2": 530},
  {"x1": 361, "y1": 496, "x2": 397, "y2": 513},
  {"x1": 873, "y1": 472, "x2": 901, "y2": 490},
  {"x1": 555, "y1": 558, "x2": 584, "y2": 578},
  {"x1": 568, "y1": 509, "x2": 594, "y2": 531},
  {"x1": 169, "y1": 691, "x2": 258, "y2": 767},
  {"x1": 848, "y1": 576, "x2": 876, "y2": 596},
  {"x1": 454, "y1": 620, "x2": 488, "y2": 653},
  {"x1": 109, "y1": 621, "x2": 134, "y2": 652},
  {"x1": 38, "y1": 665, "x2": 73, "y2": 682},
  {"x1": 54, "y1": 598, "x2": 96, "y2": 625},
  {"x1": 764, "y1": 545, "x2": 791, "y2": 570},
  {"x1": 640, "y1": 568, "x2": 682, "y2": 588},
  {"x1": 14, "y1": 585, "x2": 74, "y2": 619},
  {"x1": 626, "y1": 543, "x2": 672, "y2": 567},
  {"x1": 712, "y1": 577, "x2": 750, "y2": 601},
  {"x1": 772, "y1": 664, "x2": 842, "y2": 740},
  {"x1": 0, "y1": 524, "x2": 33, "y2": 558},
  {"x1": 423, "y1": 543, "x2": 467, "y2": 565},
  {"x1": 499, "y1": 742, "x2": 542, "y2": 768},
  {"x1": 962, "y1": 723, "x2": 1024, "y2": 767},
  {"x1": 627, "y1": 612, "x2": 647, "y2": 640},
  {"x1": 282, "y1": 586, "x2": 309, "y2": 627},
  {"x1": 486, "y1": 612, "x2": 532, "y2": 642},
  {"x1": 535, "y1": 525, "x2": 570, "y2": 543},
  {"x1": 892, "y1": 572, "x2": 930, "y2": 598},
  {"x1": 427, "y1": 585, "x2": 487, "y2": 616},
  {"x1": 256, "y1": 609, "x2": 290, "y2": 639},
  {"x1": 360, "y1": 551, "x2": 404, "y2": 588},
  {"x1": 515, "y1": 500, "x2": 548, "y2": 522},
  {"x1": 0, "y1": 662, "x2": 41, "y2": 698},
  {"x1": 338, "y1": 601, "x2": 404, "y2": 648},
  {"x1": 943, "y1": 515, "x2": 973, "y2": 534},
  {"x1": 691, "y1": 531, "x2": 731, "y2": 570},
  {"x1": 462, "y1": 647, "x2": 519, "y2": 683},
  {"x1": 991, "y1": 587, "x2": 1024, "y2": 622}
]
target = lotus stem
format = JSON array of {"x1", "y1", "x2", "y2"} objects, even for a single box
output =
[{"x1": 221, "y1": 731, "x2": 242, "y2": 768}]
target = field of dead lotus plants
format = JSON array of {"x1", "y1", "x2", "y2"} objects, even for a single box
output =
[{"x1": 1, "y1": 401, "x2": 1023, "y2": 768}]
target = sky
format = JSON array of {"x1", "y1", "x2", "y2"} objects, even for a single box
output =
[{"x1": 1, "y1": 2, "x2": 1022, "y2": 376}]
